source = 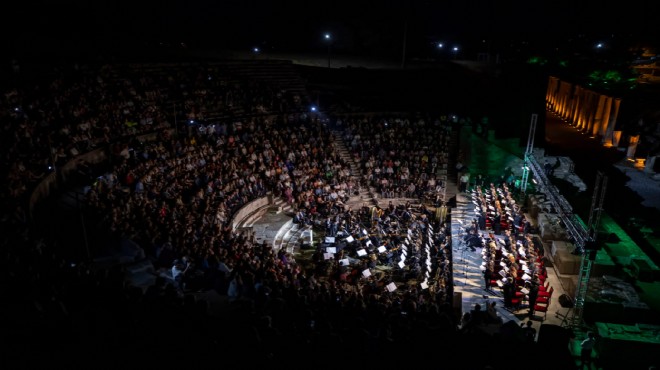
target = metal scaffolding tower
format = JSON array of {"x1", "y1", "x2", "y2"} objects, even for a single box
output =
[
  {"x1": 521, "y1": 114, "x2": 538, "y2": 194},
  {"x1": 522, "y1": 114, "x2": 608, "y2": 329},
  {"x1": 570, "y1": 171, "x2": 607, "y2": 329}
]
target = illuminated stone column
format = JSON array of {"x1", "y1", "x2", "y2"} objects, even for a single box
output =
[
  {"x1": 592, "y1": 94, "x2": 607, "y2": 137},
  {"x1": 604, "y1": 98, "x2": 621, "y2": 146},
  {"x1": 612, "y1": 131, "x2": 622, "y2": 147},
  {"x1": 556, "y1": 80, "x2": 567, "y2": 117},
  {"x1": 627, "y1": 135, "x2": 640, "y2": 159},
  {"x1": 546, "y1": 76, "x2": 560, "y2": 111},
  {"x1": 587, "y1": 90, "x2": 599, "y2": 132},
  {"x1": 576, "y1": 87, "x2": 588, "y2": 129},
  {"x1": 582, "y1": 90, "x2": 596, "y2": 132},
  {"x1": 571, "y1": 86, "x2": 582, "y2": 126},
  {"x1": 599, "y1": 96, "x2": 613, "y2": 141},
  {"x1": 560, "y1": 81, "x2": 573, "y2": 119}
]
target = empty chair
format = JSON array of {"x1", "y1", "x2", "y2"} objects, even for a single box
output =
[
  {"x1": 536, "y1": 287, "x2": 553, "y2": 304},
  {"x1": 538, "y1": 285, "x2": 553, "y2": 298},
  {"x1": 534, "y1": 302, "x2": 550, "y2": 320}
]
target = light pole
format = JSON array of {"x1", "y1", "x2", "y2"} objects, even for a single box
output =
[{"x1": 324, "y1": 33, "x2": 332, "y2": 68}]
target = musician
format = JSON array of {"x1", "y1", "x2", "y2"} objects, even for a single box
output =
[
  {"x1": 502, "y1": 277, "x2": 516, "y2": 309},
  {"x1": 492, "y1": 212, "x2": 502, "y2": 235},
  {"x1": 477, "y1": 212, "x2": 487, "y2": 231},
  {"x1": 502, "y1": 229, "x2": 513, "y2": 252},
  {"x1": 483, "y1": 263, "x2": 495, "y2": 292},
  {"x1": 368, "y1": 253, "x2": 378, "y2": 269},
  {"x1": 464, "y1": 229, "x2": 481, "y2": 252}
]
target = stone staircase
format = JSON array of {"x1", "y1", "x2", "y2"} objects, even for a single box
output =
[
  {"x1": 330, "y1": 130, "x2": 379, "y2": 209},
  {"x1": 275, "y1": 221, "x2": 313, "y2": 254}
]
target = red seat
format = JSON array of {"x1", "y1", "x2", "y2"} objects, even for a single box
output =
[
  {"x1": 510, "y1": 297, "x2": 524, "y2": 311},
  {"x1": 534, "y1": 302, "x2": 549, "y2": 320},
  {"x1": 538, "y1": 286, "x2": 553, "y2": 298},
  {"x1": 536, "y1": 288, "x2": 553, "y2": 304}
]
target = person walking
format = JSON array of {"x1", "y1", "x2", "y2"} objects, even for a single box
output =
[{"x1": 580, "y1": 331, "x2": 596, "y2": 369}]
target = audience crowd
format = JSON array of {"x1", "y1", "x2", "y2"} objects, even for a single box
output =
[{"x1": 0, "y1": 60, "x2": 572, "y2": 369}]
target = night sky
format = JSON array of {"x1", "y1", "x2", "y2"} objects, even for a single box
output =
[{"x1": 4, "y1": 1, "x2": 660, "y2": 58}]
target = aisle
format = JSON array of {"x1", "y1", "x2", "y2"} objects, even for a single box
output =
[{"x1": 450, "y1": 192, "x2": 522, "y2": 327}]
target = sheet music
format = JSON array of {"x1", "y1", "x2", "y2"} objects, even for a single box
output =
[
  {"x1": 420, "y1": 281, "x2": 429, "y2": 290},
  {"x1": 324, "y1": 236, "x2": 336, "y2": 243},
  {"x1": 362, "y1": 269, "x2": 371, "y2": 278},
  {"x1": 323, "y1": 253, "x2": 334, "y2": 260},
  {"x1": 326, "y1": 247, "x2": 337, "y2": 254},
  {"x1": 345, "y1": 235, "x2": 355, "y2": 243},
  {"x1": 386, "y1": 282, "x2": 397, "y2": 292},
  {"x1": 377, "y1": 246, "x2": 386, "y2": 253},
  {"x1": 398, "y1": 261, "x2": 405, "y2": 268},
  {"x1": 357, "y1": 249, "x2": 367, "y2": 257},
  {"x1": 339, "y1": 258, "x2": 350, "y2": 266}
]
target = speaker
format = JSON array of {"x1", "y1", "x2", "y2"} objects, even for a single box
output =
[
  {"x1": 537, "y1": 324, "x2": 577, "y2": 368},
  {"x1": 537, "y1": 324, "x2": 573, "y2": 348},
  {"x1": 558, "y1": 293, "x2": 574, "y2": 308}
]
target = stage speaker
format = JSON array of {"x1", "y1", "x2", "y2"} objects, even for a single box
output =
[
  {"x1": 537, "y1": 324, "x2": 573, "y2": 348},
  {"x1": 558, "y1": 293, "x2": 574, "y2": 308}
]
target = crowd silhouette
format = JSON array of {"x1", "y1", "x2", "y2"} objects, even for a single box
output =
[{"x1": 0, "y1": 59, "x2": 577, "y2": 369}]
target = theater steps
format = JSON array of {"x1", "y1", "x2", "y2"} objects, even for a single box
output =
[{"x1": 330, "y1": 130, "x2": 379, "y2": 209}]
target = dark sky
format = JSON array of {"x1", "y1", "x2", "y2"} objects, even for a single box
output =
[{"x1": 4, "y1": 1, "x2": 660, "y2": 57}]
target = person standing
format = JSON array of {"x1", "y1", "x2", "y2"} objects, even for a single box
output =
[
  {"x1": 503, "y1": 277, "x2": 515, "y2": 309},
  {"x1": 483, "y1": 263, "x2": 495, "y2": 292},
  {"x1": 459, "y1": 172, "x2": 470, "y2": 193},
  {"x1": 527, "y1": 279, "x2": 540, "y2": 318},
  {"x1": 522, "y1": 320, "x2": 537, "y2": 344},
  {"x1": 580, "y1": 331, "x2": 596, "y2": 368}
]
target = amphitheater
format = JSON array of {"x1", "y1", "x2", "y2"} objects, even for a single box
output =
[{"x1": 6, "y1": 53, "x2": 659, "y2": 369}]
